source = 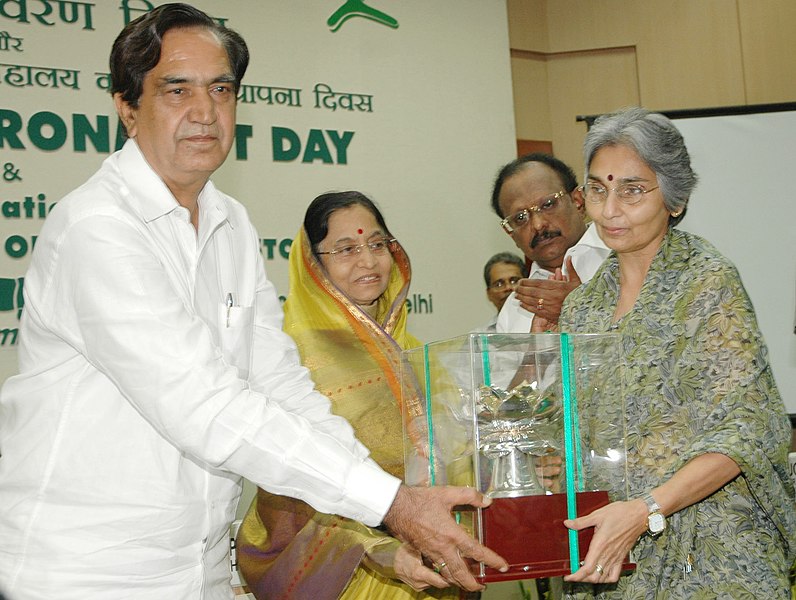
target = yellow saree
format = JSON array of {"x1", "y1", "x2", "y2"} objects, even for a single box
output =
[{"x1": 236, "y1": 228, "x2": 459, "y2": 600}]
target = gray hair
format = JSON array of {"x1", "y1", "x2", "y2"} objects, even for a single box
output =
[
  {"x1": 483, "y1": 251, "x2": 526, "y2": 287},
  {"x1": 583, "y1": 107, "x2": 698, "y2": 226}
]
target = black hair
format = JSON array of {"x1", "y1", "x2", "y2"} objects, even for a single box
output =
[
  {"x1": 483, "y1": 251, "x2": 526, "y2": 287},
  {"x1": 304, "y1": 191, "x2": 391, "y2": 257},
  {"x1": 490, "y1": 153, "x2": 578, "y2": 218},
  {"x1": 110, "y1": 2, "x2": 249, "y2": 108}
]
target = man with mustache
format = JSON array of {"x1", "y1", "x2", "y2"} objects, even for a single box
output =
[{"x1": 490, "y1": 153, "x2": 609, "y2": 333}]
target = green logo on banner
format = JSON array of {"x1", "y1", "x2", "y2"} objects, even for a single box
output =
[{"x1": 328, "y1": 0, "x2": 398, "y2": 32}]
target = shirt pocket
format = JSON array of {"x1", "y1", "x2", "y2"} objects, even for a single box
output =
[{"x1": 218, "y1": 303, "x2": 253, "y2": 380}]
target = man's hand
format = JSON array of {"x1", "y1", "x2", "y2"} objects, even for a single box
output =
[
  {"x1": 515, "y1": 257, "x2": 582, "y2": 323},
  {"x1": 382, "y1": 485, "x2": 508, "y2": 591},
  {"x1": 536, "y1": 452, "x2": 562, "y2": 491},
  {"x1": 393, "y1": 543, "x2": 449, "y2": 591},
  {"x1": 530, "y1": 314, "x2": 557, "y2": 333}
]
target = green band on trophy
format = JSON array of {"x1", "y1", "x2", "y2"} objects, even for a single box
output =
[{"x1": 560, "y1": 332, "x2": 580, "y2": 573}]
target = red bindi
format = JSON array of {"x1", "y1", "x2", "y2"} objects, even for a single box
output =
[
  {"x1": 607, "y1": 174, "x2": 614, "y2": 181},
  {"x1": 357, "y1": 228, "x2": 363, "y2": 234}
]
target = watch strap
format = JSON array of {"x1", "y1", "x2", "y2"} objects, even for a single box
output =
[
  {"x1": 642, "y1": 492, "x2": 667, "y2": 535},
  {"x1": 642, "y1": 493, "x2": 661, "y2": 514}
]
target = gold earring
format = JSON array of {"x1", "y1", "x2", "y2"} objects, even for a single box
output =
[{"x1": 671, "y1": 210, "x2": 682, "y2": 218}]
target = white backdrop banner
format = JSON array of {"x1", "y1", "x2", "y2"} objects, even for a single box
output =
[{"x1": 0, "y1": 0, "x2": 519, "y2": 381}]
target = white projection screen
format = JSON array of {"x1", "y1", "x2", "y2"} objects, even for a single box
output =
[{"x1": 671, "y1": 106, "x2": 796, "y2": 416}]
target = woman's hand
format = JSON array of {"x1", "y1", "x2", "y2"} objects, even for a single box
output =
[
  {"x1": 563, "y1": 455, "x2": 741, "y2": 584},
  {"x1": 393, "y1": 543, "x2": 450, "y2": 591},
  {"x1": 563, "y1": 499, "x2": 648, "y2": 584}
]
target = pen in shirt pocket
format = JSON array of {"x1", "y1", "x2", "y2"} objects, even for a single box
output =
[{"x1": 225, "y1": 292, "x2": 234, "y2": 327}]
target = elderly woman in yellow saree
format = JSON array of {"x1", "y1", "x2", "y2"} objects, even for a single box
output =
[{"x1": 236, "y1": 191, "x2": 462, "y2": 600}]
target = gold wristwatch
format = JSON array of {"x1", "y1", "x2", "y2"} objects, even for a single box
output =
[{"x1": 643, "y1": 493, "x2": 666, "y2": 536}]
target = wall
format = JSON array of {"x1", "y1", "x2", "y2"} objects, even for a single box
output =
[{"x1": 506, "y1": 0, "x2": 796, "y2": 177}]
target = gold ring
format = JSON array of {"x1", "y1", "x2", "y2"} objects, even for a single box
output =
[
  {"x1": 433, "y1": 561, "x2": 447, "y2": 573},
  {"x1": 537, "y1": 298, "x2": 544, "y2": 308},
  {"x1": 595, "y1": 563, "x2": 604, "y2": 575}
]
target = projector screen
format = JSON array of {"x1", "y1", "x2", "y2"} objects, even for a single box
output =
[{"x1": 672, "y1": 107, "x2": 796, "y2": 415}]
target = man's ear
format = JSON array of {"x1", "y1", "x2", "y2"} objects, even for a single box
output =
[
  {"x1": 113, "y1": 93, "x2": 137, "y2": 138},
  {"x1": 571, "y1": 186, "x2": 586, "y2": 214}
]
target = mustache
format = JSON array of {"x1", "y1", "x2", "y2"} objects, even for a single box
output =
[{"x1": 530, "y1": 230, "x2": 561, "y2": 248}]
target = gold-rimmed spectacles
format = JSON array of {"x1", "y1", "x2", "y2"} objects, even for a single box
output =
[{"x1": 500, "y1": 190, "x2": 568, "y2": 234}]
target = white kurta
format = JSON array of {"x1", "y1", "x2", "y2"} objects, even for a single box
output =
[
  {"x1": 0, "y1": 140, "x2": 400, "y2": 600},
  {"x1": 496, "y1": 224, "x2": 610, "y2": 333}
]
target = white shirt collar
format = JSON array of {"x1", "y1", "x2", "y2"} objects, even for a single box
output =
[{"x1": 116, "y1": 139, "x2": 228, "y2": 227}]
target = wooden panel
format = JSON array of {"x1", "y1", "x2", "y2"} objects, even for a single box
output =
[
  {"x1": 510, "y1": 53, "x2": 553, "y2": 140},
  {"x1": 508, "y1": 0, "x2": 796, "y2": 111},
  {"x1": 507, "y1": 0, "x2": 549, "y2": 52},
  {"x1": 738, "y1": 0, "x2": 796, "y2": 104},
  {"x1": 517, "y1": 139, "x2": 553, "y2": 157},
  {"x1": 544, "y1": 0, "x2": 643, "y2": 52},
  {"x1": 632, "y1": 1, "x2": 745, "y2": 108},
  {"x1": 506, "y1": 0, "x2": 762, "y2": 173},
  {"x1": 541, "y1": 0, "x2": 745, "y2": 109},
  {"x1": 506, "y1": 46, "x2": 639, "y2": 176},
  {"x1": 546, "y1": 47, "x2": 640, "y2": 179},
  {"x1": 476, "y1": 492, "x2": 631, "y2": 582}
]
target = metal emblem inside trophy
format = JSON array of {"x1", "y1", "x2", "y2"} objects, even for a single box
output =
[{"x1": 477, "y1": 381, "x2": 561, "y2": 497}]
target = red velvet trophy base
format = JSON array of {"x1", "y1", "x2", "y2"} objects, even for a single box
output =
[{"x1": 472, "y1": 490, "x2": 635, "y2": 582}]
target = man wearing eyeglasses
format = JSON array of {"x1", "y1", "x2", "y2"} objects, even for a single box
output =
[
  {"x1": 490, "y1": 153, "x2": 610, "y2": 333},
  {"x1": 475, "y1": 252, "x2": 526, "y2": 332}
]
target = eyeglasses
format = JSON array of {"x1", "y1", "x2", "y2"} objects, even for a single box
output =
[
  {"x1": 316, "y1": 237, "x2": 397, "y2": 263},
  {"x1": 488, "y1": 276, "x2": 521, "y2": 290},
  {"x1": 500, "y1": 190, "x2": 568, "y2": 234},
  {"x1": 580, "y1": 182, "x2": 659, "y2": 205}
]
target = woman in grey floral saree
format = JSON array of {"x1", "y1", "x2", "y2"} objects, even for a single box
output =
[{"x1": 551, "y1": 107, "x2": 795, "y2": 599}]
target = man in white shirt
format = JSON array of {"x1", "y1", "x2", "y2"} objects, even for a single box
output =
[
  {"x1": 0, "y1": 5, "x2": 505, "y2": 599},
  {"x1": 491, "y1": 153, "x2": 610, "y2": 334}
]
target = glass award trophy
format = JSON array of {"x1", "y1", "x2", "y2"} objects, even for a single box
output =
[{"x1": 401, "y1": 333, "x2": 633, "y2": 582}]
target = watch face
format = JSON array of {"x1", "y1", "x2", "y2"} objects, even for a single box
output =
[{"x1": 648, "y1": 512, "x2": 666, "y2": 534}]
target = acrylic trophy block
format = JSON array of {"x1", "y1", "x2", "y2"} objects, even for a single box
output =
[{"x1": 401, "y1": 333, "x2": 634, "y2": 582}]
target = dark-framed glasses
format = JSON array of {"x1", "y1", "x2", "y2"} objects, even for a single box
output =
[
  {"x1": 580, "y1": 182, "x2": 659, "y2": 205},
  {"x1": 488, "y1": 276, "x2": 521, "y2": 290},
  {"x1": 317, "y1": 237, "x2": 397, "y2": 263},
  {"x1": 500, "y1": 190, "x2": 568, "y2": 234}
]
